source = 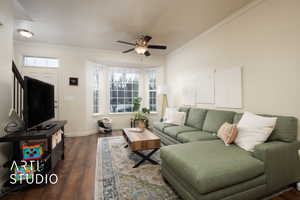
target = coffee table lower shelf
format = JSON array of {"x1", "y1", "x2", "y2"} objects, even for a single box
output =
[{"x1": 124, "y1": 144, "x2": 159, "y2": 168}]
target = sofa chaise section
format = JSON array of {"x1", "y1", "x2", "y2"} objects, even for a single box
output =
[
  {"x1": 161, "y1": 140, "x2": 267, "y2": 200},
  {"x1": 156, "y1": 107, "x2": 300, "y2": 200}
]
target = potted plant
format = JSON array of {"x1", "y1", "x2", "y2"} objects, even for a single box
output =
[
  {"x1": 132, "y1": 97, "x2": 151, "y2": 130},
  {"x1": 133, "y1": 97, "x2": 142, "y2": 112},
  {"x1": 133, "y1": 104, "x2": 150, "y2": 131}
]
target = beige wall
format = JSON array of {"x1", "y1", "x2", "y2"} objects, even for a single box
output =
[
  {"x1": 0, "y1": 0, "x2": 13, "y2": 184},
  {"x1": 166, "y1": 0, "x2": 300, "y2": 138},
  {"x1": 14, "y1": 42, "x2": 165, "y2": 136},
  {"x1": 0, "y1": 0, "x2": 13, "y2": 125}
]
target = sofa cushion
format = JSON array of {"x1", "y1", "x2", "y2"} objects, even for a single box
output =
[
  {"x1": 177, "y1": 131, "x2": 218, "y2": 143},
  {"x1": 203, "y1": 110, "x2": 235, "y2": 133},
  {"x1": 153, "y1": 122, "x2": 176, "y2": 132},
  {"x1": 233, "y1": 113, "x2": 243, "y2": 124},
  {"x1": 161, "y1": 140, "x2": 265, "y2": 194},
  {"x1": 178, "y1": 107, "x2": 190, "y2": 113},
  {"x1": 164, "y1": 126, "x2": 198, "y2": 139},
  {"x1": 234, "y1": 113, "x2": 297, "y2": 142},
  {"x1": 178, "y1": 107, "x2": 190, "y2": 124},
  {"x1": 185, "y1": 108, "x2": 207, "y2": 129}
]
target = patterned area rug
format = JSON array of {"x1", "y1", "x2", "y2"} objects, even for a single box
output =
[{"x1": 95, "y1": 136, "x2": 180, "y2": 200}]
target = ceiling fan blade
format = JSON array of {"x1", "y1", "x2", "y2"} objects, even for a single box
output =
[
  {"x1": 144, "y1": 35, "x2": 152, "y2": 43},
  {"x1": 117, "y1": 40, "x2": 136, "y2": 46},
  {"x1": 148, "y1": 45, "x2": 167, "y2": 50},
  {"x1": 144, "y1": 51, "x2": 151, "y2": 57},
  {"x1": 122, "y1": 48, "x2": 134, "y2": 53}
]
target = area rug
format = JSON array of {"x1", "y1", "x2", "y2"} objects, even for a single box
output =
[{"x1": 94, "y1": 136, "x2": 180, "y2": 200}]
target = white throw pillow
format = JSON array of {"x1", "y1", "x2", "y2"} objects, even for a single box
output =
[
  {"x1": 168, "y1": 111, "x2": 186, "y2": 126},
  {"x1": 163, "y1": 107, "x2": 177, "y2": 123},
  {"x1": 163, "y1": 108, "x2": 186, "y2": 126},
  {"x1": 234, "y1": 112, "x2": 277, "y2": 152}
]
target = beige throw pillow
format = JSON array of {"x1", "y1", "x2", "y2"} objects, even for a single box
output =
[{"x1": 217, "y1": 122, "x2": 238, "y2": 145}]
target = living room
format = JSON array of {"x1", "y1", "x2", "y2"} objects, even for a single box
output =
[{"x1": 0, "y1": 0, "x2": 300, "y2": 199}]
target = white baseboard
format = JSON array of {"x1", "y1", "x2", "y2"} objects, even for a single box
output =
[
  {"x1": 65, "y1": 128, "x2": 123, "y2": 137},
  {"x1": 65, "y1": 129, "x2": 98, "y2": 137}
]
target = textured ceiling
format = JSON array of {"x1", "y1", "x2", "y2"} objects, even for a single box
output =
[{"x1": 14, "y1": 0, "x2": 254, "y2": 54}]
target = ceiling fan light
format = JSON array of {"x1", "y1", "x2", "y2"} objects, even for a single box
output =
[
  {"x1": 135, "y1": 46, "x2": 148, "y2": 55},
  {"x1": 17, "y1": 29, "x2": 34, "y2": 38}
]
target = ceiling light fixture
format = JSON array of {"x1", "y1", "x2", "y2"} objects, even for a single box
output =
[
  {"x1": 17, "y1": 29, "x2": 34, "y2": 38},
  {"x1": 134, "y1": 46, "x2": 148, "y2": 55}
]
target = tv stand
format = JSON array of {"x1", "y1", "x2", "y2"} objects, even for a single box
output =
[
  {"x1": 34, "y1": 123, "x2": 57, "y2": 131},
  {"x1": 0, "y1": 120, "x2": 67, "y2": 197}
]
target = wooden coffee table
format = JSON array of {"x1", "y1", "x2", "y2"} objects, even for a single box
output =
[{"x1": 122, "y1": 128, "x2": 161, "y2": 168}]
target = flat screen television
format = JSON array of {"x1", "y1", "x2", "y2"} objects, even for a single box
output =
[{"x1": 24, "y1": 76, "x2": 55, "y2": 130}]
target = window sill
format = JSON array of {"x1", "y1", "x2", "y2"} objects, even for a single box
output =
[
  {"x1": 93, "y1": 112, "x2": 158, "y2": 117},
  {"x1": 109, "y1": 112, "x2": 134, "y2": 115},
  {"x1": 150, "y1": 112, "x2": 158, "y2": 115},
  {"x1": 92, "y1": 113, "x2": 102, "y2": 117},
  {"x1": 92, "y1": 113, "x2": 133, "y2": 117}
]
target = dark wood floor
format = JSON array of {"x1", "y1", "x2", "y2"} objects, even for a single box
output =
[{"x1": 2, "y1": 131, "x2": 300, "y2": 200}]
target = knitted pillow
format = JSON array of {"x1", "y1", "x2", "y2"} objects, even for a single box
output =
[{"x1": 217, "y1": 122, "x2": 238, "y2": 145}]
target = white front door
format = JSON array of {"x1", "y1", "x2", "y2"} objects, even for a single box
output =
[{"x1": 22, "y1": 67, "x2": 59, "y2": 120}]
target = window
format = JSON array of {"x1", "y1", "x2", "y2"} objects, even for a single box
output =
[
  {"x1": 23, "y1": 56, "x2": 59, "y2": 68},
  {"x1": 109, "y1": 68, "x2": 139, "y2": 113},
  {"x1": 93, "y1": 66, "x2": 101, "y2": 114},
  {"x1": 148, "y1": 70, "x2": 157, "y2": 112}
]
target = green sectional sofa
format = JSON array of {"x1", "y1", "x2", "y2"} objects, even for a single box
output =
[{"x1": 153, "y1": 107, "x2": 300, "y2": 200}]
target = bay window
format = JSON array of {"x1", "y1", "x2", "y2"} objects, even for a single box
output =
[
  {"x1": 109, "y1": 68, "x2": 140, "y2": 113},
  {"x1": 91, "y1": 64, "x2": 161, "y2": 115}
]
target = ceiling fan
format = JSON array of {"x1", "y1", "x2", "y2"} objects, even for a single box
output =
[{"x1": 117, "y1": 35, "x2": 167, "y2": 57}]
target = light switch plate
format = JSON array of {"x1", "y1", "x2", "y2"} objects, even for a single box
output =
[{"x1": 298, "y1": 150, "x2": 300, "y2": 157}]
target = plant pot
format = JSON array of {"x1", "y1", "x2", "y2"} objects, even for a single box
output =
[{"x1": 138, "y1": 120, "x2": 146, "y2": 132}]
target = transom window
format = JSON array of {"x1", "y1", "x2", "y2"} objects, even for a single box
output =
[
  {"x1": 109, "y1": 68, "x2": 139, "y2": 113},
  {"x1": 23, "y1": 56, "x2": 59, "y2": 68},
  {"x1": 148, "y1": 70, "x2": 157, "y2": 112}
]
